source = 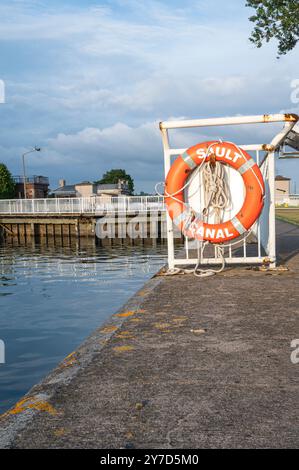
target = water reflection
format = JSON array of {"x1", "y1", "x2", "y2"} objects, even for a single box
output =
[{"x1": 0, "y1": 239, "x2": 172, "y2": 414}]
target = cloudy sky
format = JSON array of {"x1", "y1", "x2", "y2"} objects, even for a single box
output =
[{"x1": 0, "y1": 0, "x2": 298, "y2": 192}]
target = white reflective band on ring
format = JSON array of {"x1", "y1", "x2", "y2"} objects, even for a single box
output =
[
  {"x1": 173, "y1": 210, "x2": 189, "y2": 227},
  {"x1": 231, "y1": 216, "x2": 247, "y2": 235},
  {"x1": 238, "y1": 159, "x2": 255, "y2": 175},
  {"x1": 181, "y1": 152, "x2": 197, "y2": 169}
]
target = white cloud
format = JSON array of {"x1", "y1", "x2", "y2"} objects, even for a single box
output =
[
  {"x1": 48, "y1": 120, "x2": 160, "y2": 158},
  {"x1": 0, "y1": 5, "x2": 109, "y2": 41},
  {"x1": 0, "y1": 0, "x2": 299, "y2": 190}
]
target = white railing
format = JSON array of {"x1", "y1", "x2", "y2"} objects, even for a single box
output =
[
  {"x1": 275, "y1": 194, "x2": 299, "y2": 206},
  {"x1": 0, "y1": 196, "x2": 166, "y2": 215}
]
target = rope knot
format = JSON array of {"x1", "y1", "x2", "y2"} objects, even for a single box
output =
[{"x1": 209, "y1": 182, "x2": 218, "y2": 193}]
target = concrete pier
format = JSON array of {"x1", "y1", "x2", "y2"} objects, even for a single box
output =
[{"x1": 0, "y1": 220, "x2": 298, "y2": 449}]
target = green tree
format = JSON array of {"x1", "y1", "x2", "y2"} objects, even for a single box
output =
[
  {"x1": 96, "y1": 169, "x2": 134, "y2": 194},
  {"x1": 247, "y1": 0, "x2": 299, "y2": 56},
  {"x1": 0, "y1": 163, "x2": 15, "y2": 199}
]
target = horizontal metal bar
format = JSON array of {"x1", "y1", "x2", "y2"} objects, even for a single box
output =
[
  {"x1": 241, "y1": 144, "x2": 275, "y2": 151},
  {"x1": 174, "y1": 257, "x2": 274, "y2": 266},
  {"x1": 160, "y1": 114, "x2": 299, "y2": 130},
  {"x1": 279, "y1": 152, "x2": 299, "y2": 159},
  {"x1": 168, "y1": 144, "x2": 274, "y2": 156}
]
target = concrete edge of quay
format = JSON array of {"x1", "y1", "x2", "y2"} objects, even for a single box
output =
[{"x1": 0, "y1": 273, "x2": 164, "y2": 449}]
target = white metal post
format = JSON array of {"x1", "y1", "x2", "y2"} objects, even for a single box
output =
[
  {"x1": 267, "y1": 150, "x2": 276, "y2": 267},
  {"x1": 161, "y1": 126, "x2": 175, "y2": 270}
]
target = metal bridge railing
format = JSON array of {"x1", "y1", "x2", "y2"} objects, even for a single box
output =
[
  {"x1": 0, "y1": 196, "x2": 166, "y2": 215},
  {"x1": 275, "y1": 194, "x2": 299, "y2": 206}
]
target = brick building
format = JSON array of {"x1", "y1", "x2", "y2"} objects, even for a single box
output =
[{"x1": 14, "y1": 175, "x2": 49, "y2": 199}]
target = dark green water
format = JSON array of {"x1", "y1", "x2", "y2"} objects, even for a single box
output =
[{"x1": 0, "y1": 240, "x2": 169, "y2": 414}]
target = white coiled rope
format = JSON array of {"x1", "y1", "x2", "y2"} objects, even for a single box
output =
[{"x1": 202, "y1": 161, "x2": 229, "y2": 224}]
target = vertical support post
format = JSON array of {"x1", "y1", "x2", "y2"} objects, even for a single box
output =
[
  {"x1": 22, "y1": 154, "x2": 27, "y2": 199},
  {"x1": 256, "y1": 151, "x2": 262, "y2": 259},
  {"x1": 267, "y1": 150, "x2": 276, "y2": 267},
  {"x1": 160, "y1": 126, "x2": 175, "y2": 270}
]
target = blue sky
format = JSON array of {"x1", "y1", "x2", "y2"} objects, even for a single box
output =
[{"x1": 0, "y1": 0, "x2": 298, "y2": 192}]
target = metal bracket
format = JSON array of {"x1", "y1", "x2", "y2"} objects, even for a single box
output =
[{"x1": 279, "y1": 126, "x2": 299, "y2": 158}]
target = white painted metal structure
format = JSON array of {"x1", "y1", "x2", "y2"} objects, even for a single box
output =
[
  {"x1": 279, "y1": 123, "x2": 299, "y2": 159},
  {"x1": 160, "y1": 113, "x2": 299, "y2": 269}
]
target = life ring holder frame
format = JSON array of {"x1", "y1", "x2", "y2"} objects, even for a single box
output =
[{"x1": 159, "y1": 113, "x2": 299, "y2": 270}]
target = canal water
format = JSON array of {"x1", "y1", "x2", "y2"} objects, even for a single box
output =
[{"x1": 0, "y1": 240, "x2": 171, "y2": 414}]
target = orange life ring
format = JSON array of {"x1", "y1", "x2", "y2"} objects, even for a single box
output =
[{"x1": 165, "y1": 141, "x2": 265, "y2": 243}]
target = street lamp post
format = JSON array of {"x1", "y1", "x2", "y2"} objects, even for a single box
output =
[{"x1": 22, "y1": 146, "x2": 41, "y2": 199}]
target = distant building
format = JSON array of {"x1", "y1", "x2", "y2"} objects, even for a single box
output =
[
  {"x1": 50, "y1": 179, "x2": 77, "y2": 198},
  {"x1": 14, "y1": 175, "x2": 49, "y2": 199},
  {"x1": 96, "y1": 180, "x2": 130, "y2": 197},
  {"x1": 51, "y1": 179, "x2": 130, "y2": 198},
  {"x1": 275, "y1": 175, "x2": 291, "y2": 204},
  {"x1": 75, "y1": 181, "x2": 97, "y2": 197}
]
